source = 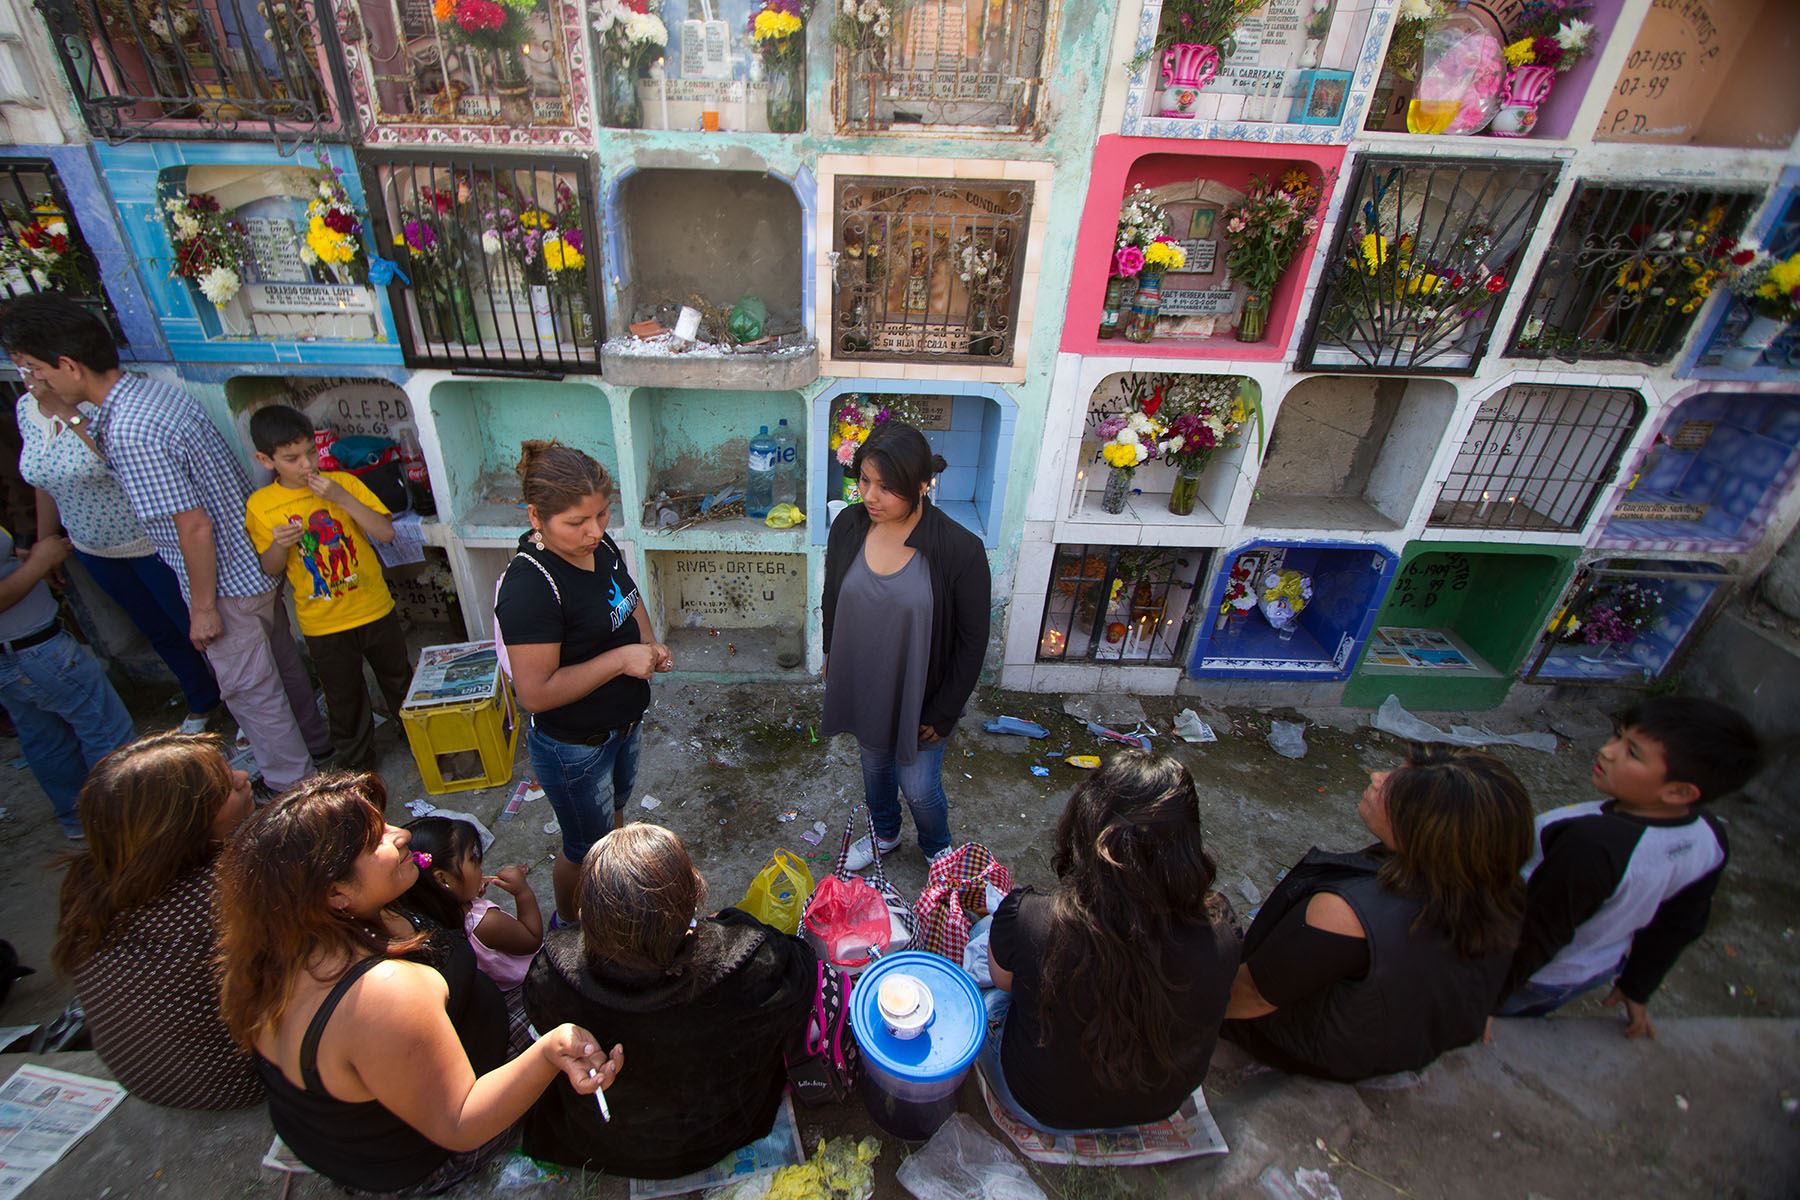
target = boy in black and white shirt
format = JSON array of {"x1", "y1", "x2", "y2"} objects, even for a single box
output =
[{"x1": 1499, "y1": 696, "x2": 1762, "y2": 1039}]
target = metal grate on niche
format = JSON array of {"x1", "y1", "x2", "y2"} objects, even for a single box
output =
[
  {"x1": 0, "y1": 158, "x2": 122, "y2": 341},
  {"x1": 1036, "y1": 544, "x2": 1204, "y2": 664}
]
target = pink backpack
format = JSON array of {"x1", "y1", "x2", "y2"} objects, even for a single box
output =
[{"x1": 492, "y1": 551, "x2": 559, "y2": 681}]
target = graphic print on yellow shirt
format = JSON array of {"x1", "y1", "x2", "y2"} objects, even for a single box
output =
[{"x1": 244, "y1": 472, "x2": 394, "y2": 637}]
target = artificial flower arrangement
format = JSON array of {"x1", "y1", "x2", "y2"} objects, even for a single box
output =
[
  {"x1": 0, "y1": 198, "x2": 92, "y2": 296},
  {"x1": 1501, "y1": 0, "x2": 1596, "y2": 73},
  {"x1": 1558, "y1": 580, "x2": 1663, "y2": 650},
  {"x1": 751, "y1": 0, "x2": 808, "y2": 62},
  {"x1": 1135, "y1": 0, "x2": 1263, "y2": 69},
  {"x1": 1727, "y1": 245, "x2": 1800, "y2": 323},
  {"x1": 592, "y1": 0, "x2": 669, "y2": 64},
  {"x1": 301, "y1": 161, "x2": 365, "y2": 282},
  {"x1": 1257, "y1": 568, "x2": 1313, "y2": 636},
  {"x1": 1218, "y1": 557, "x2": 1260, "y2": 621},
  {"x1": 1222, "y1": 170, "x2": 1325, "y2": 301},
  {"x1": 163, "y1": 189, "x2": 252, "y2": 307}
]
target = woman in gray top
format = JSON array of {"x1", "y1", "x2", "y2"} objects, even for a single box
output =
[{"x1": 820, "y1": 422, "x2": 990, "y2": 869}]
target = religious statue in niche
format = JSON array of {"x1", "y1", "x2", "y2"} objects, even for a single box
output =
[{"x1": 351, "y1": 0, "x2": 575, "y2": 129}]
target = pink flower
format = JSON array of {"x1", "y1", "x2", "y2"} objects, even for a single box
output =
[
  {"x1": 836, "y1": 440, "x2": 857, "y2": 466},
  {"x1": 1113, "y1": 245, "x2": 1146, "y2": 277}
]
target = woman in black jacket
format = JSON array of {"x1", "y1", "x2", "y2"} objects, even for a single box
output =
[
  {"x1": 523, "y1": 825, "x2": 813, "y2": 1178},
  {"x1": 820, "y1": 421, "x2": 990, "y2": 868}
]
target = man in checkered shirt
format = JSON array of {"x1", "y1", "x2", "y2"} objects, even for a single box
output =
[{"x1": 1, "y1": 297, "x2": 330, "y2": 793}]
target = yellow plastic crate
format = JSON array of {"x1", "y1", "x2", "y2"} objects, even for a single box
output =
[{"x1": 400, "y1": 674, "x2": 519, "y2": 795}]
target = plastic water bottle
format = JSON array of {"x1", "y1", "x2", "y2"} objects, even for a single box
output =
[
  {"x1": 772, "y1": 418, "x2": 799, "y2": 508},
  {"x1": 747, "y1": 425, "x2": 776, "y2": 519}
]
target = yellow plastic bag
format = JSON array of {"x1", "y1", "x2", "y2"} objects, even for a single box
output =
[{"x1": 740, "y1": 849, "x2": 815, "y2": 934}]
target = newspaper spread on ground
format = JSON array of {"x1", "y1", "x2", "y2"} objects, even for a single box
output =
[
  {"x1": 976, "y1": 1071, "x2": 1228, "y2": 1167},
  {"x1": 0, "y1": 1064, "x2": 128, "y2": 1199},
  {"x1": 404, "y1": 642, "x2": 500, "y2": 708},
  {"x1": 262, "y1": 1135, "x2": 314, "y2": 1174},
  {"x1": 626, "y1": 1094, "x2": 804, "y2": 1200}
]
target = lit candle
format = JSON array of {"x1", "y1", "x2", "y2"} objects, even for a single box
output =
[
  {"x1": 1070, "y1": 467, "x2": 1086, "y2": 518},
  {"x1": 650, "y1": 57, "x2": 670, "y2": 130},
  {"x1": 1478, "y1": 490, "x2": 1491, "y2": 518}
]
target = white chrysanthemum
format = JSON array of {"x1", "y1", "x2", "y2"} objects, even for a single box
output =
[
  {"x1": 1555, "y1": 19, "x2": 1593, "y2": 51},
  {"x1": 1398, "y1": 0, "x2": 1434, "y2": 21},
  {"x1": 198, "y1": 266, "x2": 240, "y2": 304},
  {"x1": 299, "y1": 246, "x2": 318, "y2": 266},
  {"x1": 482, "y1": 230, "x2": 502, "y2": 255},
  {"x1": 173, "y1": 213, "x2": 201, "y2": 240},
  {"x1": 1165, "y1": 434, "x2": 1184, "y2": 453},
  {"x1": 1133, "y1": 444, "x2": 1149, "y2": 464},
  {"x1": 624, "y1": 11, "x2": 666, "y2": 44},
  {"x1": 1118, "y1": 428, "x2": 1140, "y2": 446}
]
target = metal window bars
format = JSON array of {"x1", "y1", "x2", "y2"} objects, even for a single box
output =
[
  {"x1": 0, "y1": 159, "x2": 123, "y2": 341},
  {"x1": 363, "y1": 151, "x2": 603, "y2": 374},
  {"x1": 1036, "y1": 544, "x2": 1203, "y2": 664},
  {"x1": 1509, "y1": 181, "x2": 1761, "y2": 365},
  {"x1": 36, "y1": 0, "x2": 336, "y2": 147},
  {"x1": 833, "y1": 177, "x2": 1030, "y2": 365},
  {"x1": 1298, "y1": 155, "x2": 1560, "y2": 375},
  {"x1": 837, "y1": 0, "x2": 1050, "y2": 133},
  {"x1": 1430, "y1": 384, "x2": 1644, "y2": 533}
]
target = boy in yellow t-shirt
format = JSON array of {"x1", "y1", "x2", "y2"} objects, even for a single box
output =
[{"x1": 244, "y1": 405, "x2": 411, "y2": 773}]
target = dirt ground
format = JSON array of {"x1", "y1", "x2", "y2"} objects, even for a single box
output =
[{"x1": 0, "y1": 675, "x2": 1795, "y2": 1198}]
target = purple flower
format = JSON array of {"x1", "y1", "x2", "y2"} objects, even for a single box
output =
[
  {"x1": 563, "y1": 228, "x2": 585, "y2": 255},
  {"x1": 403, "y1": 219, "x2": 436, "y2": 252},
  {"x1": 1093, "y1": 414, "x2": 1127, "y2": 441}
]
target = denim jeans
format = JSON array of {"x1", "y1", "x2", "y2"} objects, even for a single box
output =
[
  {"x1": 74, "y1": 550, "x2": 220, "y2": 717},
  {"x1": 528, "y1": 720, "x2": 640, "y2": 863},
  {"x1": 1495, "y1": 961, "x2": 1623, "y2": 1018},
  {"x1": 976, "y1": 991, "x2": 1116, "y2": 1137},
  {"x1": 857, "y1": 739, "x2": 950, "y2": 857},
  {"x1": 0, "y1": 629, "x2": 135, "y2": 835}
]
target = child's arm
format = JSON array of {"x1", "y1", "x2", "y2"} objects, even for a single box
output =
[
  {"x1": 251, "y1": 511, "x2": 305, "y2": 578},
  {"x1": 1607, "y1": 855, "x2": 1728, "y2": 1039},
  {"x1": 309, "y1": 473, "x2": 395, "y2": 543},
  {"x1": 474, "y1": 865, "x2": 544, "y2": 954}
]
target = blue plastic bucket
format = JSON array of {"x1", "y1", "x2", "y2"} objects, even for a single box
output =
[{"x1": 849, "y1": 951, "x2": 984, "y2": 1140}]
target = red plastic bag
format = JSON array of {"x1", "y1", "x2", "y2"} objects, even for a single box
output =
[
  {"x1": 802, "y1": 874, "x2": 892, "y2": 969},
  {"x1": 914, "y1": 843, "x2": 1013, "y2": 963}
]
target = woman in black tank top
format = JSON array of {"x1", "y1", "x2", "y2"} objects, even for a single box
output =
[{"x1": 215, "y1": 773, "x2": 623, "y2": 1194}]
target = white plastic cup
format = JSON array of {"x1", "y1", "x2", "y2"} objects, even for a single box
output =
[
  {"x1": 673, "y1": 306, "x2": 702, "y2": 341},
  {"x1": 826, "y1": 499, "x2": 848, "y2": 525},
  {"x1": 877, "y1": 973, "x2": 934, "y2": 1040}
]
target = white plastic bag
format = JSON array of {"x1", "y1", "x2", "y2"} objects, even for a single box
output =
[{"x1": 896, "y1": 1114, "x2": 1046, "y2": 1200}]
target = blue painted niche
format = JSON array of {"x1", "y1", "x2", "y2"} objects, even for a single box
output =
[
  {"x1": 1600, "y1": 391, "x2": 1800, "y2": 553},
  {"x1": 1684, "y1": 167, "x2": 1800, "y2": 381},
  {"x1": 1522, "y1": 560, "x2": 1730, "y2": 687},
  {"x1": 1, "y1": 145, "x2": 167, "y2": 362},
  {"x1": 810, "y1": 379, "x2": 1017, "y2": 549},
  {"x1": 92, "y1": 141, "x2": 402, "y2": 368},
  {"x1": 1189, "y1": 541, "x2": 1396, "y2": 681}
]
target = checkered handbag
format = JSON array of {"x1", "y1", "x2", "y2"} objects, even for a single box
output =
[{"x1": 913, "y1": 843, "x2": 1013, "y2": 963}]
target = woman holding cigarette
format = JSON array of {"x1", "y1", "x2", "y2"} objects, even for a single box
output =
[
  {"x1": 523, "y1": 824, "x2": 813, "y2": 1179},
  {"x1": 216, "y1": 773, "x2": 622, "y2": 1195}
]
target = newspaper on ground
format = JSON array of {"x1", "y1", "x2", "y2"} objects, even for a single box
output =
[
  {"x1": 404, "y1": 642, "x2": 500, "y2": 709},
  {"x1": 626, "y1": 1094, "x2": 804, "y2": 1200},
  {"x1": 976, "y1": 1071, "x2": 1227, "y2": 1167},
  {"x1": 263, "y1": 1135, "x2": 314, "y2": 1173},
  {"x1": 0, "y1": 1064, "x2": 128, "y2": 1199}
]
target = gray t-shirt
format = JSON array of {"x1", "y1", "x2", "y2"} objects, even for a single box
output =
[
  {"x1": 821, "y1": 550, "x2": 934, "y2": 764},
  {"x1": 0, "y1": 526, "x2": 59, "y2": 642}
]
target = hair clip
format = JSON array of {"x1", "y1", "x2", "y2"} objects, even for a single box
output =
[{"x1": 412, "y1": 851, "x2": 433, "y2": 870}]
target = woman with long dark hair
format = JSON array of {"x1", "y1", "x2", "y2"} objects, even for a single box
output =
[
  {"x1": 53, "y1": 731, "x2": 258, "y2": 1110},
  {"x1": 216, "y1": 773, "x2": 620, "y2": 1194},
  {"x1": 984, "y1": 752, "x2": 1238, "y2": 1131},
  {"x1": 1224, "y1": 747, "x2": 1534, "y2": 1082},
  {"x1": 821, "y1": 421, "x2": 990, "y2": 868},
  {"x1": 495, "y1": 440, "x2": 673, "y2": 922}
]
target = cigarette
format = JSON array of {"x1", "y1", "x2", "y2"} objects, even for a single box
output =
[{"x1": 588, "y1": 1067, "x2": 610, "y2": 1122}]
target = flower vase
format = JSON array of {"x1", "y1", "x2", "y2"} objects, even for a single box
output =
[
  {"x1": 841, "y1": 467, "x2": 862, "y2": 504},
  {"x1": 1122, "y1": 269, "x2": 1164, "y2": 343},
  {"x1": 1167, "y1": 465, "x2": 1203, "y2": 517},
  {"x1": 556, "y1": 291, "x2": 595, "y2": 345},
  {"x1": 1100, "y1": 467, "x2": 1131, "y2": 515},
  {"x1": 1274, "y1": 621, "x2": 1297, "y2": 642},
  {"x1": 1721, "y1": 312, "x2": 1787, "y2": 370},
  {"x1": 1157, "y1": 43, "x2": 1220, "y2": 118},
  {"x1": 1099, "y1": 276, "x2": 1129, "y2": 339},
  {"x1": 847, "y1": 51, "x2": 881, "y2": 129},
  {"x1": 1490, "y1": 65, "x2": 1554, "y2": 138},
  {"x1": 603, "y1": 52, "x2": 644, "y2": 129},
  {"x1": 496, "y1": 48, "x2": 533, "y2": 125},
  {"x1": 1236, "y1": 292, "x2": 1270, "y2": 343},
  {"x1": 765, "y1": 46, "x2": 805, "y2": 132}
]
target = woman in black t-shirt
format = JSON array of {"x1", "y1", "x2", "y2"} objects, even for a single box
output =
[
  {"x1": 985, "y1": 751, "x2": 1238, "y2": 1132},
  {"x1": 494, "y1": 441, "x2": 673, "y2": 923}
]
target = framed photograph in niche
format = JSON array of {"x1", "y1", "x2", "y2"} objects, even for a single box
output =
[{"x1": 1289, "y1": 69, "x2": 1351, "y2": 126}]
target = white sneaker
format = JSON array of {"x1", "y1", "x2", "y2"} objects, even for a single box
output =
[
  {"x1": 178, "y1": 711, "x2": 214, "y2": 735},
  {"x1": 844, "y1": 833, "x2": 901, "y2": 872}
]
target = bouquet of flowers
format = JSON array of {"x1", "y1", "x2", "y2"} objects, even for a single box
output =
[
  {"x1": 1727, "y1": 245, "x2": 1800, "y2": 323},
  {"x1": 1560, "y1": 581, "x2": 1663, "y2": 647},
  {"x1": 750, "y1": 0, "x2": 808, "y2": 62},
  {"x1": 434, "y1": 0, "x2": 538, "y2": 52},
  {"x1": 1257, "y1": 568, "x2": 1313, "y2": 634},
  {"x1": 163, "y1": 190, "x2": 251, "y2": 306},
  {"x1": 592, "y1": 0, "x2": 668, "y2": 63},
  {"x1": 1135, "y1": 0, "x2": 1263, "y2": 68},
  {"x1": 302, "y1": 162, "x2": 364, "y2": 281},
  {"x1": 1223, "y1": 170, "x2": 1324, "y2": 298},
  {"x1": 1384, "y1": 0, "x2": 1448, "y2": 81},
  {"x1": 830, "y1": 394, "x2": 927, "y2": 470},
  {"x1": 1155, "y1": 376, "x2": 1252, "y2": 473},
  {"x1": 1112, "y1": 185, "x2": 1172, "y2": 278},
  {"x1": 1092, "y1": 407, "x2": 1164, "y2": 476},
  {"x1": 832, "y1": 0, "x2": 896, "y2": 57},
  {"x1": 1342, "y1": 224, "x2": 1508, "y2": 331},
  {"x1": 479, "y1": 176, "x2": 586, "y2": 292},
  {"x1": 1219, "y1": 557, "x2": 1259, "y2": 618},
  {"x1": 0, "y1": 198, "x2": 91, "y2": 296},
  {"x1": 1502, "y1": 0, "x2": 1596, "y2": 73}
]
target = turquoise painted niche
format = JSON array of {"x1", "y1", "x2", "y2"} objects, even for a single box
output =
[
  {"x1": 428, "y1": 378, "x2": 618, "y2": 540},
  {"x1": 628, "y1": 387, "x2": 806, "y2": 503}
]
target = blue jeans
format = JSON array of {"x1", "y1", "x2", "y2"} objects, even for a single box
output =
[
  {"x1": 976, "y1": 991, "x2": 1114, "y2": 1137},
  {"x1": 528, "y1": 720, "x2": 640, "y2": 863},
  {"x1": 76, "y1": 550, "x2": 221, "y2": 716},
  {"x1": 0, "y1": 629, "x2": 135, "y2": 835},
  {"x1": 1496, "y1": 961, "x2": 1622, "y2": 1018},
  {"x1": 858, "y1": 739, "x2": 951, "y2": 857}
]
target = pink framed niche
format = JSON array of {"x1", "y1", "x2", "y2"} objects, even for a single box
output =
[
  {"x1": 1061, "y1": 136, "x2": 1344, "y2": 363},
  {"x1": 332, "y1": 0, "x2": 594, "y2": 145}
]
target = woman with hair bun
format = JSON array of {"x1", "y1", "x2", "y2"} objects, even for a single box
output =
[
  {"x1": 1224, "y1": 746, "x2": 1535, "y2": 1082},
  {"x1": 495, "y1": 440, "x2": 673, "y2": 923},
  {"x1": 821, "y1": 421, "x2": 990, "y2": 869}
]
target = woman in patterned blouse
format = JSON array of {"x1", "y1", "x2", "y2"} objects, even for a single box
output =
[{"x1": 52, "y1": 731, "x2": 262, "y2": 1109}]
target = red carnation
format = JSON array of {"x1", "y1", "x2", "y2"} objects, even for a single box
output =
[
  {"x1": 455, "y1": 0, "x2": 505, "y2": 32},
  {"x1": 1732, "y1": 249, "x2": 1756, "y2": 266},
  {"x1": 323, "y1": 208, "x2": 356, "y2": 235},
  {"x1": 1485, "y1": 275, "x2": 1507, "y2": 293}
]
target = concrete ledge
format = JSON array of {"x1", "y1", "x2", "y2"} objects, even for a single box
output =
[{"x1": 600, "y1": 339, "x2": 820, "y2": 391}]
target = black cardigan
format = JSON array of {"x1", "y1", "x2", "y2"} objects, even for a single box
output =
[{"x1": 822, "y1": 499, "x2": 992, "y2": 736}]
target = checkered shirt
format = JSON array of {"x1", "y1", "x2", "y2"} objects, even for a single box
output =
[{"x1": 93, "y1": 372, "x2": 274, "y2": 602}]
